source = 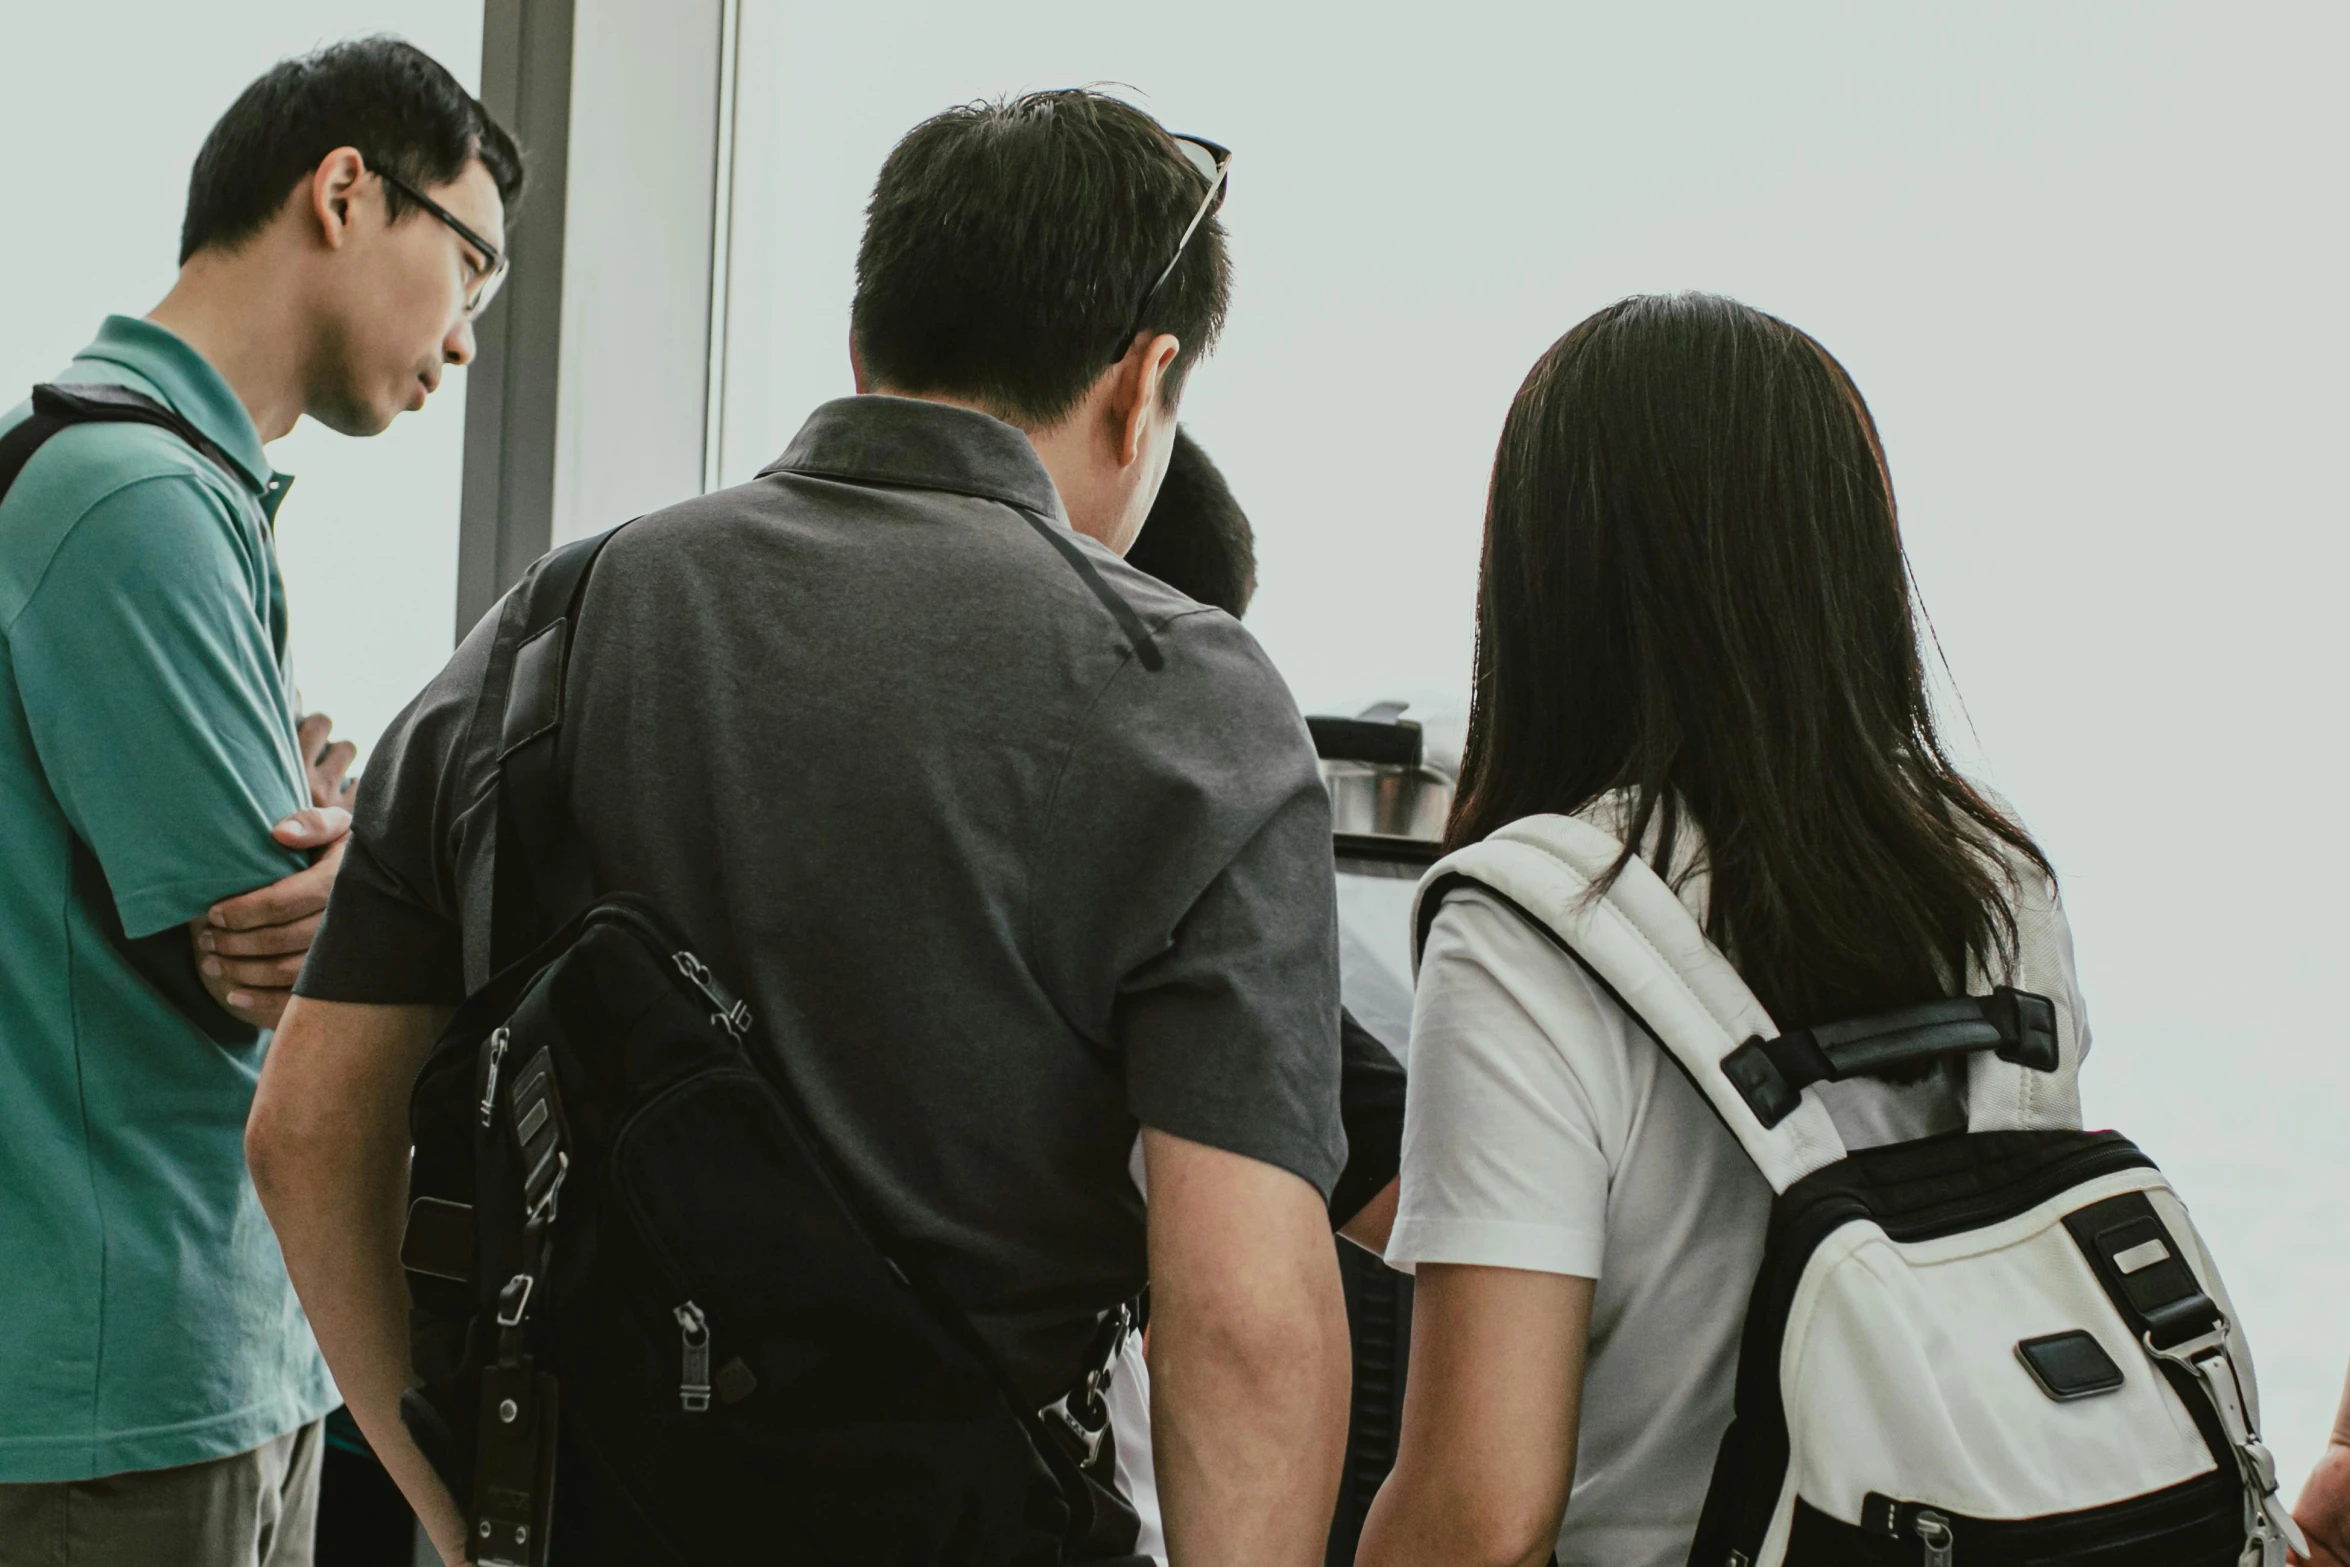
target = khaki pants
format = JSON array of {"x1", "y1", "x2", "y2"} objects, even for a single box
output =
[{"x1": 0, "y1": 1420, "x2": 322, "y2": 1567}]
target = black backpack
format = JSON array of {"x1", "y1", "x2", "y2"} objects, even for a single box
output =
[{"x1": 396, "y1": 528, "x2": 1142, "y2": 1565}]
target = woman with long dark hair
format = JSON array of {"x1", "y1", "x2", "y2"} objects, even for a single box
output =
[{"x1": 1356, "y1": 294, "x2": 2083, "y2": 1567}]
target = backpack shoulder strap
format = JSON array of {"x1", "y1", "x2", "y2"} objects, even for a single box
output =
[
  {"x1": 0, "y1": 383, "x2": 251, "y2": 503},
  {"x1": 1415, "y1": 814, "x2": 2084, "y2": 1192},
  {"x1": 1959, "y1": 861, "x2": 2088, "y2": 1134},
  {"x1": 480, "y1": 525, "x2": 628, "y2": 977},
  {"x1": 1413, "y1": 814, "x2": 1849, "y2": 1192}
]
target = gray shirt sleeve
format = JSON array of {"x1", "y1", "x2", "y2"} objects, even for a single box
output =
[
  {"x1": 1027, "y1": 608, "x2": 1346, "y2": 1196},
  {"x1": 296, "y1": 606, "x2": 504, "y2": 1004}
]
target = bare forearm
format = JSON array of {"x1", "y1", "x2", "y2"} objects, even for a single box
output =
[
  {"x1": 1150, "y1": 1283, "x2": 1349, "y2": 1565},
  {"x1": 248, "y1": 999, "x2": 465, "y2": 1560},
  {"x1": 1143, "y1": 1129, "x2": 1350, "y2": 1567},
  {"x1": 1356, "y1": 1265, "x2": 1591, "y2": 1567},
  {"x1": 295, "y1": 1151, "x2": 466, "y2": 1557}
]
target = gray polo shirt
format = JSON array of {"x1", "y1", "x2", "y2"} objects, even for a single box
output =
[{"x1": 299, "y1": 395, "x2": 1344, "y2": 1397}]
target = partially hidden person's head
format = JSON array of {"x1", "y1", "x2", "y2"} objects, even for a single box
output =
[
  {"x1": 851, "y1": 89, "x2": 1231, "y2": 554},
  {"x1": 177, "y1": 36, "x2": 525, "y2": 436},
  {"x1": 1449, "y1": 292, "x2": 2051, "y2": 1031},
  {"x1": 1123, "y1": 428, "x2": 1256, "y2": 617}
]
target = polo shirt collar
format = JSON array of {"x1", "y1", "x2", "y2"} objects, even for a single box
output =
[
  {"x1": 766, "y1": 396, "x2": 1067, "y2": 523},
  {"x1": 76, "y1": 315, "x2": 276, "y2": 496}
]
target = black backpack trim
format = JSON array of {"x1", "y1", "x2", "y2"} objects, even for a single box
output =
[
  {"x1": 0, "y1": 383, "x2": 275, "y2": 1048},
  {"x1": 1782, "y1": 1469, "x2": 2245, "y2": 1566},
  {"x1": 1684, "y1": 1129, "x2": 2174, "y2": 1567}
]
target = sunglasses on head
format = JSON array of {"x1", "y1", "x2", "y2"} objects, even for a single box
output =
[{"x1": 1108, "y1": 134, "x2": 1231, "y2": 365}]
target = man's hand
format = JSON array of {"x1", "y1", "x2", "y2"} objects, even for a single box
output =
[
  {"x1": 191, "y1": 806, "x2": 351, "y2": 1028},
  {"x1": 248, "y1": 998, "x2": 467, "y2": 1562},
  {"x1": 297, "y1": 713, "x2": 358, "y2": 810},
  {"x1": 2295, "y1": 1442, "x2": 2350, "y2": 1565},
  {"x1": 2292, "y1": 1352, "x2": 2350, "y2": 1567}
]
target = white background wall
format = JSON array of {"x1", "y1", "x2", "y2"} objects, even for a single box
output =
[
  {"x1": 5, "y1": 0, "x2": 2345, "y2": 1502},
  {"x1": 0, "y1": 2, "x2": 485, "y2": 770},
  {"x1": 719, "y1": 0, "x2": 2350, "y2": 1486},
  {"x1": 549, "y1": 0, "x2": 723, "y2": 545}
]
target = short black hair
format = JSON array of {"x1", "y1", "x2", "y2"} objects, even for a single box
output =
[
  {"x1": 1125, "y1": 428, "x2": 1256, "y2": 617},
  {"x1": 179, "y1": 36, "x2": 525, "y2": 265},
  {"x1": 851, "y1": 89, "x2": 1231, "y2": 428}
]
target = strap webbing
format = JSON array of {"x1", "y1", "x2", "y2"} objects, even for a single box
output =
[
  {"x1": 483, "y1": 526, "x2": 627, "y2": 976},
  {"x1": 0, "y1": 383, "x2": 250, "y2": 503},
  {"x1": 2065, "y1": 1192, "x2": 2305, "y2": 1563}
]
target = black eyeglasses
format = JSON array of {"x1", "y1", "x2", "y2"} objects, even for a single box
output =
[
  {"x1": 373, "y1": 164, "x2": 509, "y2": 317},
  {"x1": 1108, "y1": 134, "x2": 1231, "y2": 365}
]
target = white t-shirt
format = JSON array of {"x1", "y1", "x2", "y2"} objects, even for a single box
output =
[
  {"x1": 1386, "y1": 879, "x2": 2086, "y2": 1567},
  {"x1": 1105, "y1": 1329, "x2": 1164, "y2": 1561}
]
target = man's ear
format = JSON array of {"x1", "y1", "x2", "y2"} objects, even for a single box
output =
[
  {"x1": 1111, "y1": 332, "x2": 1182, "y2": 467},
  {"x1": 307, "y1": 147, "x2": 369, "y2": 252}
]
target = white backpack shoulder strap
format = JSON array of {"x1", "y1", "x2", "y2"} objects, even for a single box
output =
[
  {"x1": 1961, "y1": 856, "x2": 2088, "y2": 1133},
  {"x1": 1413, "y1": 814, "x2": 1850, "y2": 1193}
]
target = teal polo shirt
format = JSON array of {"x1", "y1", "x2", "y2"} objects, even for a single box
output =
[{"x1": 0, "y1": 316, "x2": 337, "y2": 1481}]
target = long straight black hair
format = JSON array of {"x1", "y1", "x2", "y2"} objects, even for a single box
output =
[{"x1": 1447, "y1": 293, "x2": 2051, "y2": 1029}]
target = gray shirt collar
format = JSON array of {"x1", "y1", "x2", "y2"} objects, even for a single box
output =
[{"x1": 766, "y1": 395, "x2": 1067, "y2": 522}]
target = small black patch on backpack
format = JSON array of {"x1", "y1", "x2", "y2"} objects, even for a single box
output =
[{"x1": 2016, "y1": 1330, "x2": 2126, "y2": 1401}]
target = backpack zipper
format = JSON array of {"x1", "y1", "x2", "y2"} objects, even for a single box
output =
[
  {"x1": 674, "y1": 1301, "x2": 712, "y2": 1412},
  {"x1": 672, "y1": 950, "x2": 753, "y2": 1041},
  {"x1": 1866, "y1": 1494, "x2": 1956, "y2": 1565},
  {"x1": 477, "y1": 1027, "x2": 510, "y2": 1128},
  {"x1": 1914, "y1": 1508, "x2": 1954, "y2": 1566}
]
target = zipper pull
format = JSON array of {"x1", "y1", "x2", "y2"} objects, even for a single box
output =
[
  {"x1": 1913, "y1": 1508, "x2": 1954, "y2": 1567},
  {"x1": 477, "y1": 1028, "x2": 510, "y2": 1128},
  {"x1": 674, "y1": 1301, "x2": 712, "y2": 1412},
  {"x1": 672, "y1": 950, "x2": 754, "y2": 1039}
]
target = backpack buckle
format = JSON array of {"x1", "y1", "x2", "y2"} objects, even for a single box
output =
[
  {"x1": 523, "y1": 1152, "x2": 569, "y2": 1228},
  {"x1": 2147, "y1": 1324, "x2": 2307, "y2": 1562},
  {"x1": 496, "y1": 1272, "x2": 537, "y2": 1329},
  {"x1": 1039, "y1": 1386, "x2": 1110, "y2": 1469},
  {"x1": 1036, "y1": 1296, "x2": 1136, "y2": 1472}
]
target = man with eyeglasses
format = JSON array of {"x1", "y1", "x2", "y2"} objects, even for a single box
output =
[
  {"x1": 251, "y1": 87, "x2": 1347, "y2": 1566},
  {"x1": 0, "y1": 38, "x2": 519, "y2": 1566}
]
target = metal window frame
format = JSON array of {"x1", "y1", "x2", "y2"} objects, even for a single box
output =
[
  {"x1": 456, "y1": 0, "x2": 576, "y2": 640},
  {"x1": 456, "y1": 0, "x2": 743, "y2": 642}
]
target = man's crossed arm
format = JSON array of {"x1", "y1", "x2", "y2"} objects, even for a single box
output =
[{"x1": 191, "y1": 714, "x2": 360, "y2": 1028}]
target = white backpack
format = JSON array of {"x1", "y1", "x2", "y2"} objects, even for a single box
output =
[{"x1": 1416, "y1": 814, "x2": 2303, "y2": 1567}]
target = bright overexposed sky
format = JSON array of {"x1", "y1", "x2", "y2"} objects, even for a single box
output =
[{"x1": 4, "y1": 0, "x2": 2344, "y2": 1492}]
